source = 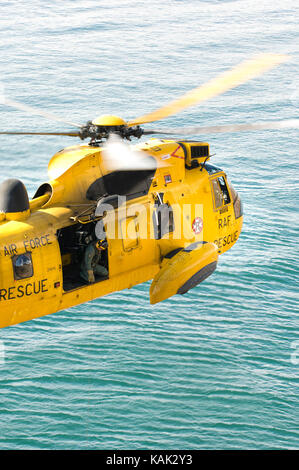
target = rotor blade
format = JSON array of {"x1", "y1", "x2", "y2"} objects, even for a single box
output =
[
  {"x1": 128, "y1": 53, "x2": 288, "y2": 126},
  {"x1": 102, "y1": 134, "x2": 161, "y2": 171},
  {"x1": 0, "y1": 130, "x2": 80, "y2": 136},
  {"x1": 143, "y1": 119, "x2": 299, "y2": 136},
  {"x1": 2, "y1": 97, "x2": 82, "y2": 128}
]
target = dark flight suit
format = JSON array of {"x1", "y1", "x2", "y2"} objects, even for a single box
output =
[{"x1": 80, "y1": 241, "x2": 108, "y2": 283}]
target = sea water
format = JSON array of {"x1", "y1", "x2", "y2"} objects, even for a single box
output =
[{"x1": 0, "y1": 0, "x2": 298, "y2": 449}]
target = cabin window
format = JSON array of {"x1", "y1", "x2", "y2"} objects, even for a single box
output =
[
  {"x1": 12, "y1": 253, "x2": 33, "y2": 280},
  {"x1": 120, "y1": 217, "x2": 139, "y2": 251},
  {"x1": 211, "y1": 176, "x2": 231, "y2": 209}
]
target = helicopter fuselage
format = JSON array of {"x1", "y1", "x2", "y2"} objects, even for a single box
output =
[{"x1": 0, "y1": 138, "x2": 243, "y2": 328}]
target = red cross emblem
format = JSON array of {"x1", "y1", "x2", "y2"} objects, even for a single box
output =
[{"x1": 192, "y1": 217, "x2": 203, "y2": 234}]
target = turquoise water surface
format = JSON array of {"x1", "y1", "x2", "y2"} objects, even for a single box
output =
[{"x1": 0, "y1": 0, "x2": 298, "y2": 449}]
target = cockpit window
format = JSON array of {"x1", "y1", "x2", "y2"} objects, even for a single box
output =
[
  {"x1": 12, "y1": 253, "x2": 33, "y2": 280},
  {"x1": 211, "y1": 176, "x2": 231, "y2": 209},
  {"x1": 227, "y1": 179, "x2": 243, "y2": 219},
  {"x1": 218, "y1": 176, "x2": 231, "y2": 204}
]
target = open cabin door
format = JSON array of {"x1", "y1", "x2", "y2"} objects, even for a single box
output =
[{"x1": 57, "y1": 220, "x2": 109, "y2": 292}]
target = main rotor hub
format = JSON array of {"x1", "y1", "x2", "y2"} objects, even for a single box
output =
[
  {"x1": 92, "y1": 115, "x2": 127, "y2": 126},
  {"x1": 79, "y1": 114, "x2": 143, "y2": 145}
]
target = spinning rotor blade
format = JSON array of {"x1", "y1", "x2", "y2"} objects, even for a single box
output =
[
  {"x1": 128, "y1": 53, "x2": 288, "y2": 126},
  {"x1": 102, "y1": 134, "x2": 161, "y2": 171},
  {"x1": 2, "y1": 97, "x2": 81, "y2": 128},
  {"x1": 143, "y1": 119, "x2": 299, "y2": 136},
  {"x1": 0, "y1": 130, "x2": 80, "y2": 136}
]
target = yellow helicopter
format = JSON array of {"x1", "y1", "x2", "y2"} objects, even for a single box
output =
[{"x1": 0, "y1": 53, "x2": 296, "y2": 329}]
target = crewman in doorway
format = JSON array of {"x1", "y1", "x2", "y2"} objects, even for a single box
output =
[{"x1": 80, "y1": 239, "x2": 108, "y2": 283}]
